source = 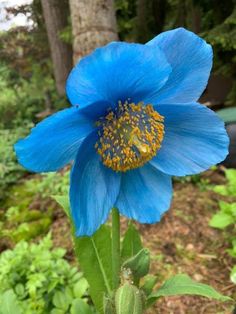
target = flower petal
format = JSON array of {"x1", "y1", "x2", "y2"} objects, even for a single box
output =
[
  {"x1": 14, "y1": 107, "x2": 93, "y2": 172},
  {"x1": 150, "y1": 103, "x2": 229, "y2": 176},
  {"x1": 78, "y1": 100, "x2": 112, "y2": 122},
  {"x1": 115, "y1": 164, "x2": 172, "y2": 223},
  {"x1": 66, "y1": 42, "x2": 171, "y2": 108},
  {"x1": 70, "y1": 133, "x2": 121, "y2": 236},
  {"x1": 147, "y1": 28, "x2": 212, "y2": 104}
]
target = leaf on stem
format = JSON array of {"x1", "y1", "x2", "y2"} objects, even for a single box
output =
[
  {"x1": 52, "y1": 195, "x2": 70, "y2": 218},
  {"x1": 146, "y1": 274, "x2": 232, "y2": 308},
  {"x1": 121, "y1": 223, "x2": 142, "y2": 261},
  {"x1": 74, "y1": 225, "x2": 113, "y2": 314}
]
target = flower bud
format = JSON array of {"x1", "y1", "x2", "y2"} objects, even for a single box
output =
[
  {"x1": 122, "y1": 248, "x2": 150, "y2": 279},
  {"x1": 115, "y1": 283, "x2": 143, "y2": 314}
]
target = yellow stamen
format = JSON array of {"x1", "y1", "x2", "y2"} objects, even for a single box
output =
[{"x1": 95, "y1": 102, "x2": 164, "y2": 172}]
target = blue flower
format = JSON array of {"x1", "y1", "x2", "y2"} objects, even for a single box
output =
[{"x1": 15, "y1": 28, "x2": 229, "y2": 236}]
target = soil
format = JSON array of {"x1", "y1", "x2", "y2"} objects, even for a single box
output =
[
  {"x1": 143, "y1": 182, "x2": 235, "y2": 314},
  {"x1": 50, "y1": 169, "x2": 236, "y2": 314}
]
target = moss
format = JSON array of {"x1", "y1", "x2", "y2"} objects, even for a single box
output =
[
  {"x1": 2, "y1": 182, "x2": 34, "y2": 210},
  {"x1": 1, "y1": 179, "x2": 55, "y2": 244}
]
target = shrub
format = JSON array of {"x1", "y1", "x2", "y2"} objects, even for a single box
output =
[
  {"x1": 0, "y1": 127, "x2": 31, "y2": 199},
  {"x1": 0, "y1": 234, "x2": 94, "y2": 314},
  {"x1": 209, "y1": 168, "x2": 236, "y2": 285}
]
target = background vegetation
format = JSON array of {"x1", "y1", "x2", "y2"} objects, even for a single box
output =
[{"x1": 0, "y1": 1, "x2": 235, "y2": 313}]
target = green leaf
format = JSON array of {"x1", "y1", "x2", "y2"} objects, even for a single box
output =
[
  {"x1": 228, "y1": 203, "x2": 236, "y2": 216},
  {"x1": 0, "y1": 290, "x2": 22, "y2": 314},
  {"x1": 146, "y1": 274, "x2": 232, "y2": 307},
  {"x1": 121, "y1": 223, "x2": 142, "y2": 261},
  {"x1": 73, "y1": 277, "x2": 89, "y2": 298},
  {"x1": 70, "y1": 299, "x2": 93, "y2": 314},
  {"x1": 52, "y1": 195, "x2": 70, "y2": 218},
  {"x1": 104, "y1": 297, "x2": 116, "y2": 314},
  {"x1": 209, "y1": 212, "x2": 234, "y2": 229},
  {"x1": 213, "y1": 169, "x2": 236, "y2": 197},
  {"x1": 217, "y1": 107, "x2": 236, "y2": 123},
  {"x1": 218, "y1": 201, "x2": 236, "y2": 216},
  {"x1": 65, "y1": 287, "x2": 74, "y2": 304},
  {"x1": 74, "y1": 225, "x2": 113, "y2": 314},
  {"x1": 230, "y1": 266, "x2": 236, "y2": 284},
  {"x1": 50, "y1": 309, "x2": 65, "y2": 314},
  {"x1": 52, "y1": 291, "x2": 71, "y2": 311},
  {"x1": 141, "y1": 275, "x2": 158, "y2": 296},
  {"x1": 213, "y1": 185, "x2": 228, "y2": 196},
  {"x1": 15, "y1": 283, "x2": 25, "y2": 297},
  {"x1": 122, "y1": 248, "x2": 150, "y2": 281}
]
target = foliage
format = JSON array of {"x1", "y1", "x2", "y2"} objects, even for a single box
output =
[
  {"x1": 55, "y1": 196, "x2": 230, "y2": 313},
  {"x1": 0, "y1": 0, "x2": 51, "y2": 127},
  {"x1": 202, "y1": 6, "x2": 236, "y2": 105},
  {"x1": 25, "y1": 170, "x2": 70, "y2": 198},
  {"x1": 0, "y1": 0, "x2": 69, "y2": 129},
  {"x1": 146, "y1": 274, "x2": 231, "y2": 307},
  {"x1": 0, "y1": 1, "x2": 235, "y2": 312},
  {"x1": 0, "y1": 1, "x2": 49, "y2": 78},
  {"x1": 78, "y1": 222, "x2": 230, "y2": 312},
  {"x1": 115, "y1": 0, "x2": 137, "y2": 41},
  {"x1": 0, "y1": 62, "x2": 66, "y2": 129},
  {"x1": 173, "y1": 173, "x2": 210, "y2": 191},
  {"x1": 0, "y1": 171, "x2": 69, "y2": 243},
  {"x1": 59, "y1": 20, "x2": 73, "y2": 45},
  {"x1": 0, "y1": 234, "x2": 94, "y2": 314},
  {"x1": 121, "y1": 222, "x2": 142, "y2": 261},
  {"x1": 115, "y1": 0, "x2": 167, "y2": 42},
  {"x1": 210, "y1": 168, "x2": 236, "y2": 285},
  {"x1": 115, "y1": 0, "x2": 236, "y2": 104},
  {"x1": 209, "y1": 201, "x2": 236, "y2": 229},
  {"x1": 75, "y1": 226, "x2": 113, "y2": 314},
  {"x1": 213, "y1": 169, "x2": 236, "y2": 196},
  {"x1": 217, "y1": 107, "x2": 236, "y2": 123},
  {"x1": 0, "y1": 204, "x2": 52, "y2": 243},
  {"x1": 0, "y1": 127, "x2": 31, "y2": 198}
]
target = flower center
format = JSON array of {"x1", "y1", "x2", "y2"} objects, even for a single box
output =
[{"x1": 95, "y1": 102, "x2": 164, "y2": 172}]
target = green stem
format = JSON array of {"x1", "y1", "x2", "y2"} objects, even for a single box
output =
[{"x1": 112, "y1": 207, "x2": 120, "y2": 290}]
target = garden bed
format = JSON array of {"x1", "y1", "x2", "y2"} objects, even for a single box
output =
[{"x1": 0, "y1": 169, "x2": 235, "y2": 313}]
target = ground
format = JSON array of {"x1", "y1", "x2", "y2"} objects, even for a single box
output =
[
  {"x1": 1, "y1": 169, "x2": 235, "y2": 313},
  {"x1": 51, "y1": 169, "x2": 236, "y2": 314},
  {"x1": 144, "y1": 180, "x2": 235, "y2": 314}
]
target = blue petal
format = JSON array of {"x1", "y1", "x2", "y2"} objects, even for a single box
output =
[
  {"x1": 78, "y1": 100, "x2": 112, "y2": 121},
  {"x1": 14, "y1": 107, "x2": 94, "y2": 172},
  {"x1": 70, "y1": 133, "x2": 121, "y2": 236},
  {"x1": 150, "y1": 103, "x2": 229, "y2": 176},
  {"x1": 66, "y1": 42, "x2": 171, "y2": 109},
  {"x1": 115, "y1": 164, "x2": 172, "y2": 223},
  {"x1": 147, "y1": 28, "x2": 212, "y2": 104}
]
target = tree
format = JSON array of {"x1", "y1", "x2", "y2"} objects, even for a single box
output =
[
  {"x1": 136, "y1": 0, "x2": 149, "y2": 43},
  {"x1": 41, "y1": 0, "x2": 72, "y2": 95},
  {"x1": 69, "y1": 0, "x2": 118, "y2": 62}
]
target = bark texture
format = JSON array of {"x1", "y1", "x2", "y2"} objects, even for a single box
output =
[
  {"x1": 152, "y1": 0, "x2": 167, "y2": 34},
  {"x1": 136, "y1": 0, "x2": 149, "y2": 43},
  {"x1": 41, "y1": 0, "x2": 73, "y2": 95},
  {"x1": 69, "y1": 0, "x2": 118, "y2": 63}
]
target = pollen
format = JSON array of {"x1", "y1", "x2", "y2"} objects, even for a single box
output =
[{"x1": 95, "y1": 101, "x2": 164, "y2": 172}]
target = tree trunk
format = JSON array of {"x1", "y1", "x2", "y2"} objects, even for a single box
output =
[
  {"x1": 69, "y1": 0, "x2": 118, "y2": 63},
  {"x1": 191, "y1": 5, "x2": 201, "y2": 33},
  {"x1": 136, "y1": 0, "x2": 149, "y2": 43},
  {"x1": 175, "y1": 0, "x2": 187, "y2": 28},
  {"x1": 41, "y1": 0, "x2": 73, "y2": 95},
  {"x1": 152, "y1": 0, "x2": 167, "y2": 34}
]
